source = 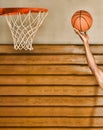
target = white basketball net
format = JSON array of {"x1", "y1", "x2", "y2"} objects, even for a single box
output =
[{"x1": 5, "y1": 11, "x2": 48, "y2": 50}]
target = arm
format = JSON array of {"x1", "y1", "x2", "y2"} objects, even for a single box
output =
[{"x1": 74, "y1": 28, "x2": 103, "y2": 88}]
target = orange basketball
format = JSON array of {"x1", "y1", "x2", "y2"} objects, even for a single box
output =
[{"x1": 71, "y1": 10, "x2": 93, "y2": 32}]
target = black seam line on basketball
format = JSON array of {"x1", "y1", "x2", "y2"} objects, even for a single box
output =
[
  {"x1": 72, "y1": 13, "x2": 81, "y2": 25},
  {"x1": 72, "y1": 15, "x2": 80, "y2": 27},
  {"x1": 72, "y1": 11, "x2": 82, "y2": 27},
  {"x1": 81, "y1": 12, "x2": 92, "y2": 17},
  {"x1": 72, "y1": 14, "x2": 80, "y2": 19},
  {"x1": 78, "y1": 10, "x2": 91, "y2": 15},
  {"x1": 81, "y1": 16, "x2": 90, "y2": 29},
  {"x1": 72, "y1": 11, "x2": 90, "y2": 18},
  {"x1": 73, "y1": 16, "x2": 80, "y2": 29},
  {"x1": 72, "y1": 12, "x2": 81, "y2": 17},
  {"x1": 81, "y1": 16, "x2": 90, "y2": 30},
  {"x1": 80, "y1": 10, "x2": 82, "y2": 32},
  {"x1": 72, "y1": 14, "x2": 80, "y2": 20},
  {"x1": 73, "y1": 15, "x2": 83, "y2": 31},
  {"x1": 74, "y1": 10, "x2": 81, "y2": 30}
]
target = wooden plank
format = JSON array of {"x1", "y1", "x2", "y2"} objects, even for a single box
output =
[
  {"x1": 0, "y1": 86, "x2": 100, "y2": 96},
  {"x1": 0, "y1": 76, "x2": 97, "y2": 85},
  {"x1": 0, "y1": 107, "x2": 102, "y2": 117},
  {"x1": 0, "y1": 117, "x2": 91, "y2": 127},
  {"x1": 0, "y1": 106, "x2": 103, "y2": 117},
  {"x1": 1, "y1": 65, "x2": 103, "y2": 75},
  {"x1": 0, "y1": 55, "x2": 103, "y2": 65},
  {"x1": 0, "y1": 65, "x2": 92, "y2": 75},
  {"x1": 0, "y1": 55, "x2": 87, "y2": 65},
  {"x1": 0, "y1": 97, "x2": 101, "y2": 106},
  {"x1": 0, "y1": 44, "x2": 103, "y2": 54},
  {"x1": 0, "y1": 117, "x2": 103, "y2": 127}
]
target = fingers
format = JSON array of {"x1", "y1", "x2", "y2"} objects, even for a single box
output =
[
  {"x1": 73, "y1": 28, "x2": 83, "y2": 37},
  {"x1": 73, "y1": 28, "x2": 87, "y2": 36},
  {"x1": 73, "y1": 28, "x2": 79, "y2": 33},
  {"x1": 73, "y1": 28, "x2": 89, "y2": 42}
]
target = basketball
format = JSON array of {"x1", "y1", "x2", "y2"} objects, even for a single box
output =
[{"x1": 71, "y1": 10, "x2": 93, "y2": 32}]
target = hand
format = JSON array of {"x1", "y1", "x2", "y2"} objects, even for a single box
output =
[{"x1": 73, "y1": 28, "x2": 89, "y2": 43}]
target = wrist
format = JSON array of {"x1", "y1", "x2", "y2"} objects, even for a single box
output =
[{"x1": 84, "y1": 40, "x2": 89, "y2": 44}]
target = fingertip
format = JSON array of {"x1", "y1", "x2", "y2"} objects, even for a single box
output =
[{"x1": 73, "y1": 28, "x2": 77, "y2": 31}]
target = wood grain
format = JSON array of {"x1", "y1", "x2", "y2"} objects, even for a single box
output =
[
  {"x1": 0, "y1": 44, "x2": 103, "y2": 129},
  {"x1": 0, "y1": 117, "x2": 103, "y2": 127},
  {"x1": 0, "y1": 65, "x2": 92, "y2": 75},
  {"x1": 0, "y1": 44, "x2": 103, "y2": 54},
  {"x1": 0, "y1": 107, "x2": 102, "y2": 117},
  {"x1": 0, "y1": 55, "x2": 103, "y2": 65},
  {"x1": 0, "y1": 86, "x2": 101, "y2": 96},
  {"x1": 0, "y1": 96, "x2": 101, "y2": 106},
  {"x1": 0, "y1": 75, "x2": 97, "y2": 85}
]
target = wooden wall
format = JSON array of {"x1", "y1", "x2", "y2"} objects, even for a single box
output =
[{"x1": 0, "y1": 44, "x2": 103, "y2": 129}]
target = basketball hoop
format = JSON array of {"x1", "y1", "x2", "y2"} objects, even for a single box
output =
[{"x1": 0, "y1": 8, "x2": 48, "y2": 50}]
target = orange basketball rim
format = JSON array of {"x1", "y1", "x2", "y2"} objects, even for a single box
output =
[{"x1": 0, "y1": 8, "x2": 48, "y2": 15}]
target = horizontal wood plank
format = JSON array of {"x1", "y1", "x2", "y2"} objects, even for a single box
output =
[
  {"x1": 0, "y1": 107, "x2": 103, "y2": 117},
  {"x1": 0, "y1": 65, "x2": 103, "y2": 75},
  {"x1": 0, "y1": 55, "x2": 88, "y2": 65},
  {"x1": 0, "y1": 65, "x2": 92, "y2": 75},
  {"x1": 1, "y1": 65, "x2": 103, "y2": 75},
  {"x1": 0, "y1": 55, "x2": 103, "y2": 65},
  {"x1": 0, "y1": 117, "x2": 103, "y2": 127},
  {"x1": 0, "y1": 97, "x2": 101, "y2": 106},
  {"x1": 0, "y1": 86, "x2": 101, "y2": 96},
  {"x1": 0, "y1": 76, "x2": 97, "y2": 85},
  {"x1": 0, "y1": 107, "x2": 93, "y2": 117},
  {"x1": 0, "y1": 117, "x2": 92, "y2": 127},
  {"x1": 0, "y1": 44, "x2": 103, "y2": 54}
]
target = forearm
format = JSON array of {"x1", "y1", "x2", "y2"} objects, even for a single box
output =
[
  {"x1": 83, "y1": 41, "x2": 98, "y2": 74},
  {"x1": 83, "y1": 41, "x2": 103, "y2": 88}
]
